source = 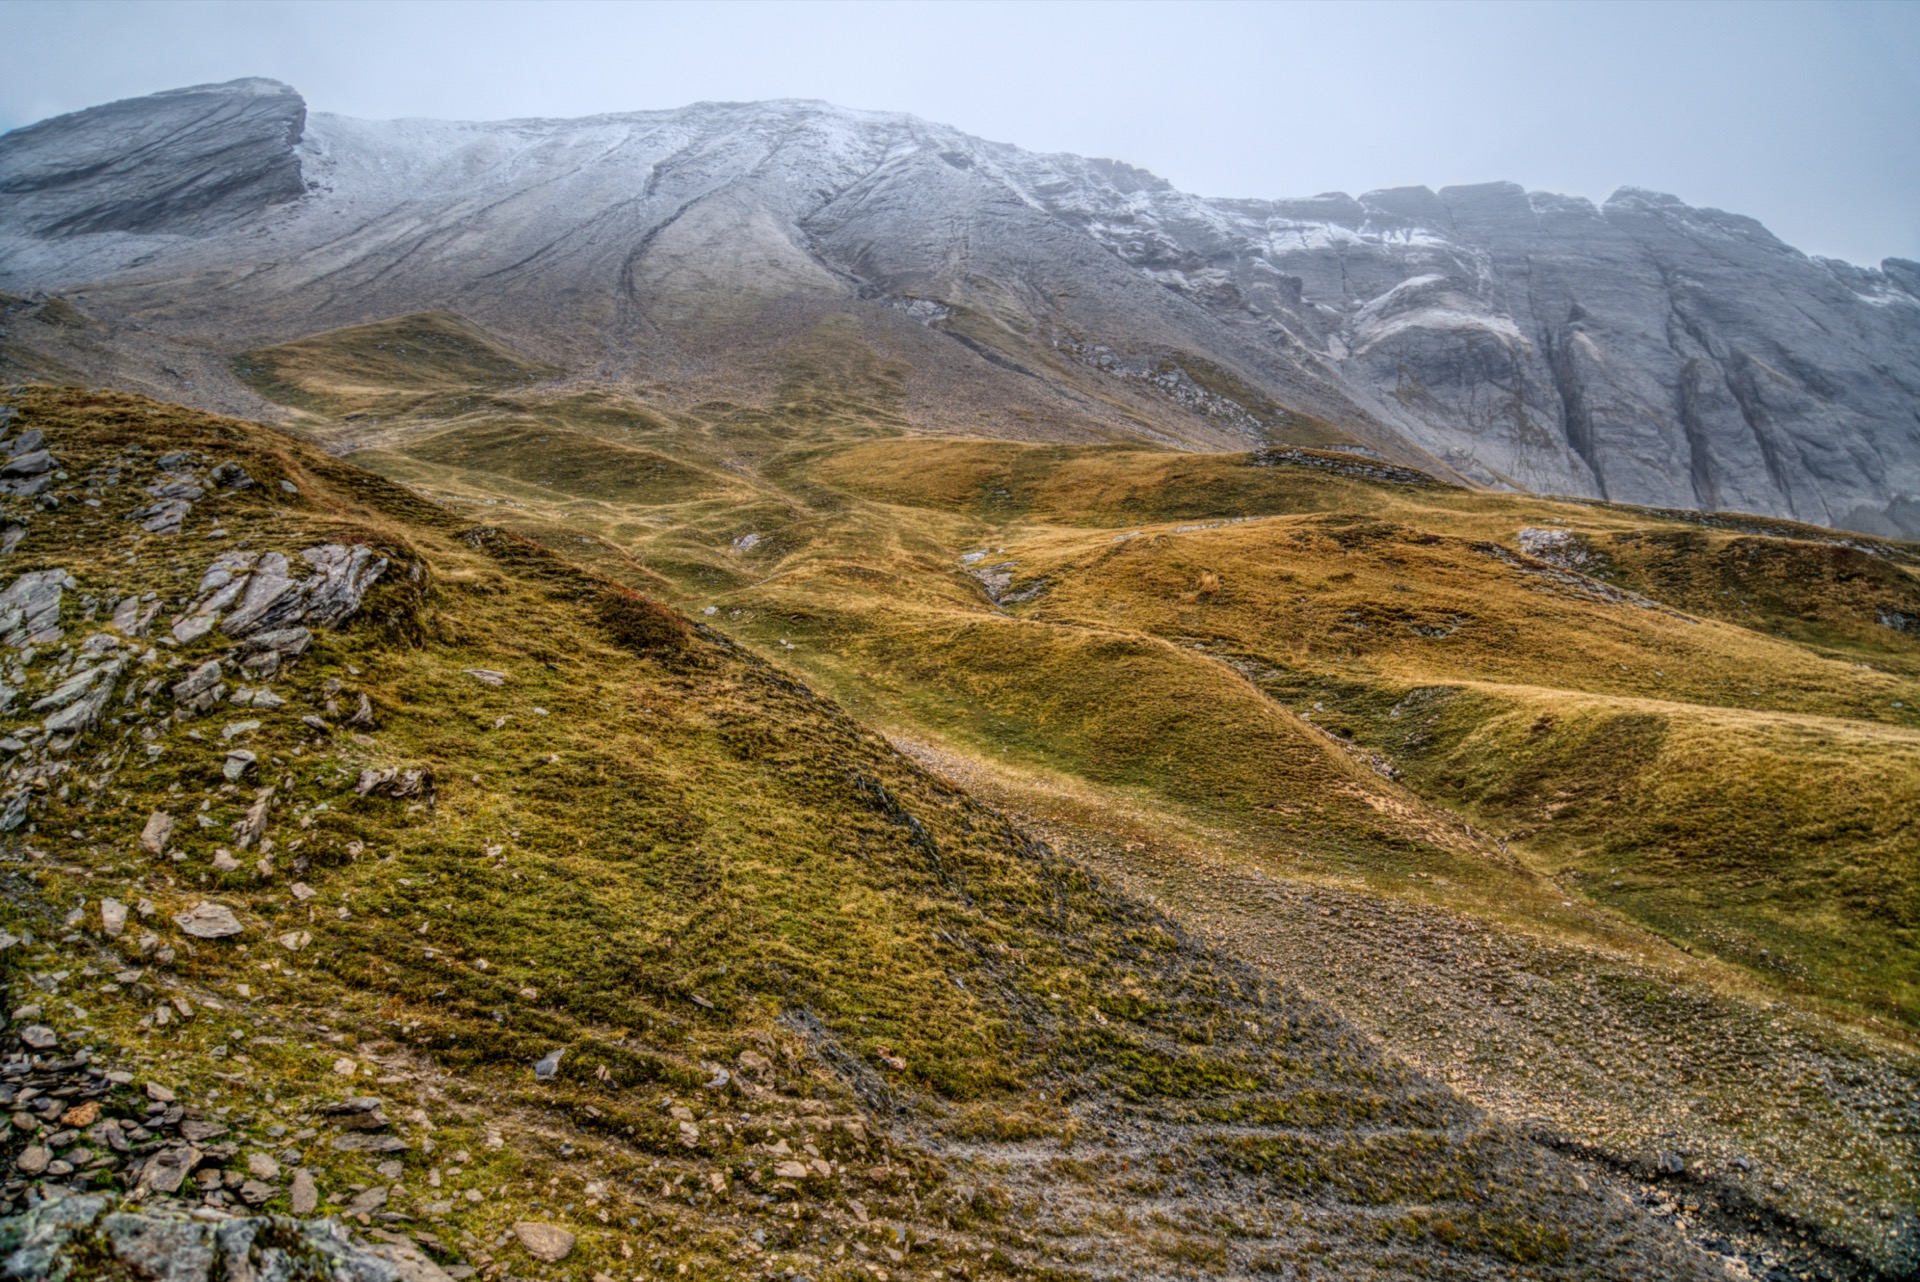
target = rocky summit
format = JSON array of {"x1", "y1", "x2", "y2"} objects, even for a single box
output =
[{"x1": 0, "y1": 80, "x2": 1916, "y2": 1282}]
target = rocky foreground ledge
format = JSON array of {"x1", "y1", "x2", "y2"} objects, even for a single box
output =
[{"x1": 0, "y1": 1191, "x2": 452, "y2": 1281}]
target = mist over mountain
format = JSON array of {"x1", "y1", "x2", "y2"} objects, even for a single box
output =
[{"x1": 4, "y1": 78, "x2": 1917, "y2": 536}]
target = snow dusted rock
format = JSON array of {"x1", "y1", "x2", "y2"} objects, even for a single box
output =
[
  {"x1": 0, "y1": 78, "x2": 307, "y2": 237},
  {"x1": 2, "y1": 82, "x2": 1916, "y2": 535}
]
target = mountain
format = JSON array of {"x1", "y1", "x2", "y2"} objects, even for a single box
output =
[
  {"x1": 2, "y1": 81, "x2": 1919, "y2": 1282},
  {"x1": 3, "y1": 78, "x2": 1918, "y2": 536}
]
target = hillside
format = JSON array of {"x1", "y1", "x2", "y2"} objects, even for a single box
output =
[
  {"x1": 0, "y1": 384, "x2": 1809, "y2": 1282},
  {"x1": 3, "y1": 292, "x2": 1907, "y2": 1278}
]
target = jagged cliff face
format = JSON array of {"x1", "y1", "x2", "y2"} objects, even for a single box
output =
[{"x1": 3, "y1": 78, "x2": 1918, "y2": 535}]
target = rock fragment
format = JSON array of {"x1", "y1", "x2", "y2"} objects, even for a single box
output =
[
  {"x1": 513, "y1": 1221, "x2": 576, "y2": 1263},
  {"x1": 139, "y1": 810, "x2": 175, "y2": 855},
  {"x1": 137, "y1": 1145, "x2": 200, "y2": 1194},
  {"x1": 289, "y1": 1167, "x2": 319, "y2": 1214},
  {"x1": 173, "y1": 902, "x2": 243, "y2": 939},
  {"x1": 169, "y1": 660, "x2": 224, "y2": 713}
]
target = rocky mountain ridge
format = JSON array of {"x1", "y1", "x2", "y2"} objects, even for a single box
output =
[{"x1": 1, "y1": 78, "x2": 1917, "y2": 535}]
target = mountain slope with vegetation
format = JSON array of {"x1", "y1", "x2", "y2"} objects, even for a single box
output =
[
  {"x1": 169, "y1": 305, "x2": 1920, "y2": 1278},
  {"x1": 0, "y1": 385, "x2": 1780, "y2": 1282}
]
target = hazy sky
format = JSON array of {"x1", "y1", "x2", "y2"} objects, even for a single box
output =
[{"x1": 7, "y1": 0, "x2": 1917, "y2": 266}]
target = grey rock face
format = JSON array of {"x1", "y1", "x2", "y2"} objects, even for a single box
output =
[
  {"x1": 0, "y1": 79, "x2": 306, "y2": 237},
  {"x1": 1, "y1": 83, "x2": 1915, "y2": 535},
  {"x1": 0, "y1": 1193, "x2": 411, "y2": 1281}
]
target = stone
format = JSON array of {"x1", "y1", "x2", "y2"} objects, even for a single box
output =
[
  {"x1": 533, "y1": 1049, "x2": 562, "y2": 1081},
  {"x1": 211, "y1": 849, "x2": 240, "y2": 872},
  {"x1": 210, "y1": 462, "x2": 255, "y2": 490},
  {"x1": 233, "y1": 791, "x2": 272, "y2": 849},
  {"x1": 137, "y1": 1144, "x2": 201, "y2": 1194},
  {"x1": 512, "y1": 1221, "x2": 576, "y2": 1263},
  {"x1": 40, "y1": 658, "x2": 124, "y2": 735},
  {"x1": 15, "y1": 1144, "x2": 50, "y2": 1175},
  {"x1": 0, "y1": 569, "x2": 68, "y2": 646},
  {"x1": 773, "y1": 1160, "x2": 811, "y2": 1181},
  {"x1": 356, "y1": 765, "x2": 430, "y2": 799},
  {"x1": 222, "y1": 749, "x2": 257, "y2": 781},
  {"x1": 345, "y1": 1185, "x2": 388, "y2": 1216},
  {"x1": 320, "y1": 1097, "x2": 390, "y2": 1130},
  {"x1": 289, "y1": 1167, "x2": 318, "y2": 1214},
  {"x1": 370, "y1": 1235, "x2": 458, "y2": 1282},
  {"x1": 331, "y1": 1133, "x2": 408, "y2": 1154},
  {"x1": 219, "y1": 553, "x2": 297, "y2": 635},
  {"x1": 737, "y1": 1049, "x2": 772, "y2": 1074},
  {"x1": 221, "y1": 718, "x2": 261, "y2": 740},
  {"x1": 236, "y1": 1178, "x2": 275, "y2": 1205},
  {"x1": 173, "y1": 901, "x2": 243, "y2": 938},
  {"x1": 59, "y1": 1101, "x2": 98, "y2": 1128},
  {"x1": 19, "y1": 1023, "x2": 57, "y2": 1050},
  {"x1": 139, "y1": 810, "x2": 174, "y2": 855},
  {"x1": 462, "y1": 669, "x2": 507, "y2": 686},
  {"x1": 170, "y1": 660, "x2": 224, "y2": 712},
  {"x1": 135, "y1": 498, "x2": 193, "y2": 535},
  {"x1": 145, "y1": 1081, "x2": 176, "y2": 1102},
  {"x1": 178, "y1": 1120, "x2": 228, "y2": 1143},
  {"x1": 1, "y1": 449, "x2": 53, "y2": 477},
  {"x1": 297, "y1": 544, "x2": 388, "y2": 628},
  {"x1": 245, "y1": 1151, "x2": 281, "y2": 1182}
]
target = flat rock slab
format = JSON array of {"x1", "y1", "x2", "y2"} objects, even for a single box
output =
[
  {"x1": 512, "y1": 1220, "x2": 576, "y2": 1263},
  {"x1": 174, "y1": 902, "x2": 243, "y2": 938}
]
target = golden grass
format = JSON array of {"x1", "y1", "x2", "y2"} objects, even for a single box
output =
[{"x1": 223, "y1": 322, "x2": 1920, "y2": 1032}]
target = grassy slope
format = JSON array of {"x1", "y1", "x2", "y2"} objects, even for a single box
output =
[
  {"x1": 0, "y1": 387, "x2": 1728, "y2": 1281},
  {"x1": 179, "y1": 311, "x2": 1920, "y2": 1273}
]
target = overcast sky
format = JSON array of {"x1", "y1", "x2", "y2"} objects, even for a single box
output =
[{"x1": 6, "y1": 0, "x2": 1917, "y2": 266}]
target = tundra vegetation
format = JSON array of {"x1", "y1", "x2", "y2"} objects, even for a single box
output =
[{"x1": 0, "y1": 306, "x2": 1914, "y2": 1282}]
